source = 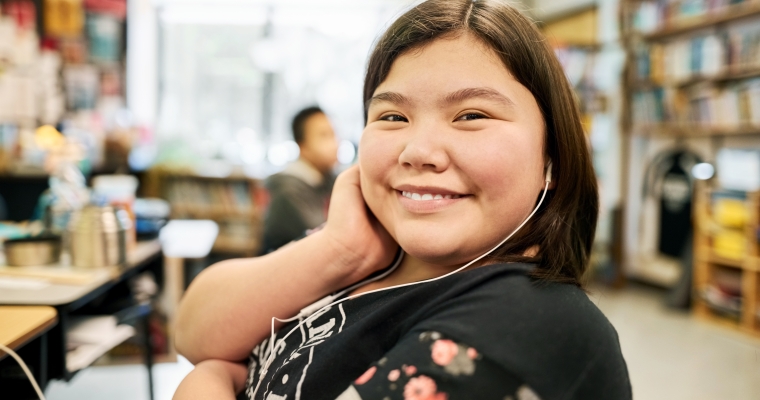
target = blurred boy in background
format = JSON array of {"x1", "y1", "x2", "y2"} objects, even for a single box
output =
[{"x1": 261, "y1": 106, "x2": 338, "y2": 253}]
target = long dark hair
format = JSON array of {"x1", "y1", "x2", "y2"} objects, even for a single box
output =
[{"x1": 363, "y1": 0, "x2": 598, "y2": 286}]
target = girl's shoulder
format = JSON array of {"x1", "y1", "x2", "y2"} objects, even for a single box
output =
[
  {"x1": 403, "y1": 263, "x2": 630, "y2": 399},
  {"x1": 416, "y1": 262, "x2": 618, "y2": 349}
]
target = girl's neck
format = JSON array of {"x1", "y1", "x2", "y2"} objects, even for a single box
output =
[
  {"x1": 348, "y1": 245, "x2": 540, "y2": 297},
  {"x1": 349, "y1": 253, "x2": 466, "y2": 296}
]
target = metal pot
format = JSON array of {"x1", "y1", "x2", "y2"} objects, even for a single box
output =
[
  {"x1": 68, "y1": 205, "x2": 127, "y2": 268},
  {"x1": 4, "y1": 236, "x2": 62, "y2": 266}
]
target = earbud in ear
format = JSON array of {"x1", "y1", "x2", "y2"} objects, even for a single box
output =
[{"x1": 545, "y1": 161, "x2": 553, "y2": 183}]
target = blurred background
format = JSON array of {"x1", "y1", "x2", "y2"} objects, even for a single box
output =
[{"x1": 0, "y1": 0, "x2": 759, "y2": 399}]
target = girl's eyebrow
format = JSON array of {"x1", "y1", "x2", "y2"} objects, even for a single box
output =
[
  {"x1": 367, "y1": 87, "x2": 516, "y2": 111},
  {"x1": 441, "y1": 87, "x2": 516, "y2": 109},
  {"x1": 367, "y1": 91, "x2": 411, "y2": 110}
]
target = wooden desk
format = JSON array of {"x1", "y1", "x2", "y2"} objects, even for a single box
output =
[
  {"x1": 0, "y1": 240, "x2": 164, "y2": 400},
  {"x1": 0, "y1": 240, "x2": 162, "y2": 306},
  {"x1": 0, "y1": 306, "x2": 57, "y2": 360}
]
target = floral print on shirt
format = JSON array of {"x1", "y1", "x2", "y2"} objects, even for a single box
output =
[{"x1": 335, "y1": 331, "x2": 542, "y2": 400}]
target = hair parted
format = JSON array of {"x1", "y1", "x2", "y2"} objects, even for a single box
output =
[
  {"x1": 292, "y1": 106, "x2": 324, "y2": 145},
  {"x1": 363, "y1": 0, "x2": 599, "y2": 286}
]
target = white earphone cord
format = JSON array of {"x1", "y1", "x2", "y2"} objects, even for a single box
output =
[
  {"x1": 0, "y1": 342, "x2": 47, "y2": 400},
  {"x1": 255, "y1": 177, "x2": 551, "y2": 397}
]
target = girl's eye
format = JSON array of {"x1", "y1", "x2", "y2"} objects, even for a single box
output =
[
  {"x1": 456, "y1": 113, "x2": 487, "y2": 121},
  {"x1": 380, "y1": 114, "x2": 408, "y2": 122}
]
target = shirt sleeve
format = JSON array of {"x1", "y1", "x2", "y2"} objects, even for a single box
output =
[
  {"x1": 333, "y1": 330, "x2": 543, "y2": 400},
  {"x1": 262, "y1": 192, "x2": 309, "y2": 252}
]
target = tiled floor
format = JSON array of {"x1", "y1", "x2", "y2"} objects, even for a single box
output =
[
  {"x1": 45, "y1": 284, "x2": 760, "y2": 400},
  {"x1": 588, "y1": 283, "x2": 760, "y2": 400},
  {"x1": 46, "y1": 358, "x2": 194, "y2": 400}
]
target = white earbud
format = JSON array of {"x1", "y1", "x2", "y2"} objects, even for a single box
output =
[{"x1": 545, "y1": 161, "x2": 553, "y2": 183}]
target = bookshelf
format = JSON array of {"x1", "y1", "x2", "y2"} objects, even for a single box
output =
[
  {"x1": 542, "y1": 5, "x2": 607, "y2": 131},
  {"x1": 633, "y1": 123, "x2": 760, "y2": 137},
  {"x1": 643, "y1": 1, "x2": 760, "y2": 40},
  {"x1": 693, "y1": 182, "x2": 760, "y2": 337},
  {"x1": 622, "y1": 0, "x2": 760, "y2": 335},
  {"x1": 142, "y1": 168, "x2": 267, "y2": 256},
  {"x1": 626, "y1": 0, "x2": 760, "y2": 134}
]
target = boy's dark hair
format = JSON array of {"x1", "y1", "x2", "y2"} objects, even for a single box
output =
[
  {"x1": 292, "y1": 106, "x2": 324, "y2": 144},
  {"x1": 364, "y1": 0, "x2": 599, "y2": 287}
]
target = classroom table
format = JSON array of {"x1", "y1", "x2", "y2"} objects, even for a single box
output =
[
  {"x1": 0, "y1": 306, "x2": 58, "y2": 360},
  {"x1": 0, "y1": 306, "x2": 58, "y2": 399},
  {"x1": 0, "y1": 240, "x2": 163, "y2": 400},
  {"x1": 0, "y1": 221, "x2": 218, "y2": 400},
  {"x1": 0, "y1": 240, "x2": 162, "y2": 306}
]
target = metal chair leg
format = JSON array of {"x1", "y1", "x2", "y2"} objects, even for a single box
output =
[{"x1": 143, "y1": 314, "x2": 155, "y2": 400}]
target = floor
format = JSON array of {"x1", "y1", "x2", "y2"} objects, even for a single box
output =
[
  {"x1": 45, "y1": 284, "x2": 760, "y2": 400},
  {"x1": 588, "y1": 283, "x2": 760, "y2": 400}
]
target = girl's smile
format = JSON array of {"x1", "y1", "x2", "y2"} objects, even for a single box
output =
[{"x1": 395, "y1": 184, "x2": 472, "y2": 214}]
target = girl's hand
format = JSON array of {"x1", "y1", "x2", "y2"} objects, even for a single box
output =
[{"x1": 321, "y1": 164, "x2": 399, "y2": 287}]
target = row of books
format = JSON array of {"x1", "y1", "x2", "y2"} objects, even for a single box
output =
[
  {"x1": 701, "y1": 267, "x2": 742, "y2": 318},
  {"x1": 164, "y1": 179, "x2": 255, "y2": 215},
  {"x1": 629, "y1": 0, "x2": 757, "y2": 34},
  {"x1": 701, "y1": 284, "x2": 742, "y2": 317},
  {"x1": 633, "y1": 27, "x2": 760, "y2": 84},
  {"x1": 632, "y1": 79, "x2": 760, "y2": 126}
]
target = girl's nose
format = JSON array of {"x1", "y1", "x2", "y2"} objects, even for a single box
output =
[{"x1": 397, "y1": 123, "x2": 451, "y2": 172}]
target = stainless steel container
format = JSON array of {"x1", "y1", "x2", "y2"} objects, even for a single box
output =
[
  {"x1": 4, "y1": 236, "x2": 62, "y2": 266},
  {"x1": 68, "y1": 205, "x2": 127, "y2": 268}
]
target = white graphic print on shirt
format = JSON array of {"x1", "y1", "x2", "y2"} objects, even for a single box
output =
[{"x1": 245, "y1": 303, "x2": 347, "y2": 400}]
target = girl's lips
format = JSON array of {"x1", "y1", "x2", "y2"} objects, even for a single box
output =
[
  {"x1": 395, "y1": 190, "x2": 470, "y2": 213},
  {"x1": 394, "y1": 184, "x2": 467, "y2": 197}
]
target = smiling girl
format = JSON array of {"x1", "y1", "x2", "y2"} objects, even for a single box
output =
[{"x1": 173, "y1": 1, "x2": 631, "y2": 399}]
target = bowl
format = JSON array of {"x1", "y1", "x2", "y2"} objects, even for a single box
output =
[{"x1": 4, "y1": 236, "x2": 62, "y2": 266}]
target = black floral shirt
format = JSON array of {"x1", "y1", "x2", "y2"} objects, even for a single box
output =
[{"x1": 238, "y1": 264, "x2": 631, "y2": 400}]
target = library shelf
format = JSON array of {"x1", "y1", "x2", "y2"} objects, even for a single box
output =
[
  {"x1": 170, "y1": 205, "x2": 257, "y2": 219},
  {"x1": 212, "y1": 237, "x2": 259, "y2": 255},
  {"x1": 692, "y1": 183, "x2": 760, "y2": 338},
  {"x1": 699, "y1": 252, "x2": 750, "y2": 270},
  {"x1": 623, "y1": 0, "x2": 760, "y2": 338},
  {"x1": 142, "y1": 167, "x2": 266, "y2": 256},
  {"x1": 632, "y1": 124, "x2": 760, "y2": 137},
  {"x1": 668, "y1": 66, "x2": 760, "y2": 88},
  {"x1": 645, "y1": 2, "x2": 760, "y2": 41}
]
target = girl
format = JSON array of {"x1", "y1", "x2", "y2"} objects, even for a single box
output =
[{"x1": 173, "y1": 0, "x2": 631, "y2": 399}]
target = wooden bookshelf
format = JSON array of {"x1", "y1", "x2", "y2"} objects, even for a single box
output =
[
  {"x1": 645, "y1": 2, "x2": 760, "y2": 40},
  {"x1": 632, "y1": 66, "x2": 760, "y2": 89},
  {"x1": 693, "y1": 183, "x2": 760, "y2": 338},
  {"x1": 624, "y1": 0, "x2": 760, "y2": 135},
  {"x1": 632, "y1": 124, "x2": 760, "y2": 138},
  {"x1": 621, "y1": 0, "x2": 760, "y2": 305},
  {"x1": 541, "y1": 5, "x2": 599, "y2": 48},
  {"x1": 672, "y1": 66, "x2": 760, "y2": 88},
  {"x1": 142, "y1": 167, "x2": 267, "y2": 256}
]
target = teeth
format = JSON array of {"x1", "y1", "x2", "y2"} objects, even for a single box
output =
[{"x1": 401, "y1": 191, "x2": 461, "y2": 201}]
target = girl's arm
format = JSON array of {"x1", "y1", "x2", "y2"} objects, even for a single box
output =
[
  {"x1": 172, "y1": 360, "x2": 248, "y2": 400},
  {"x1": 174, "y1": 166, "x2": 397, "y2": 364}
]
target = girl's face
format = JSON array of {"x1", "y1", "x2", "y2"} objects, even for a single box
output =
[{"x1": 359, "y1": 34, "x2": 547, "y2": 266}]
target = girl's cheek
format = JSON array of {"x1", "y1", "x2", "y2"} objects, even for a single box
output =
[
  {"x1": 359, "y1": 136, "x2": 386, "y2": 189},
  {"x1": 361, "y1": 134, "x2": 397, "y2": 174}
]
